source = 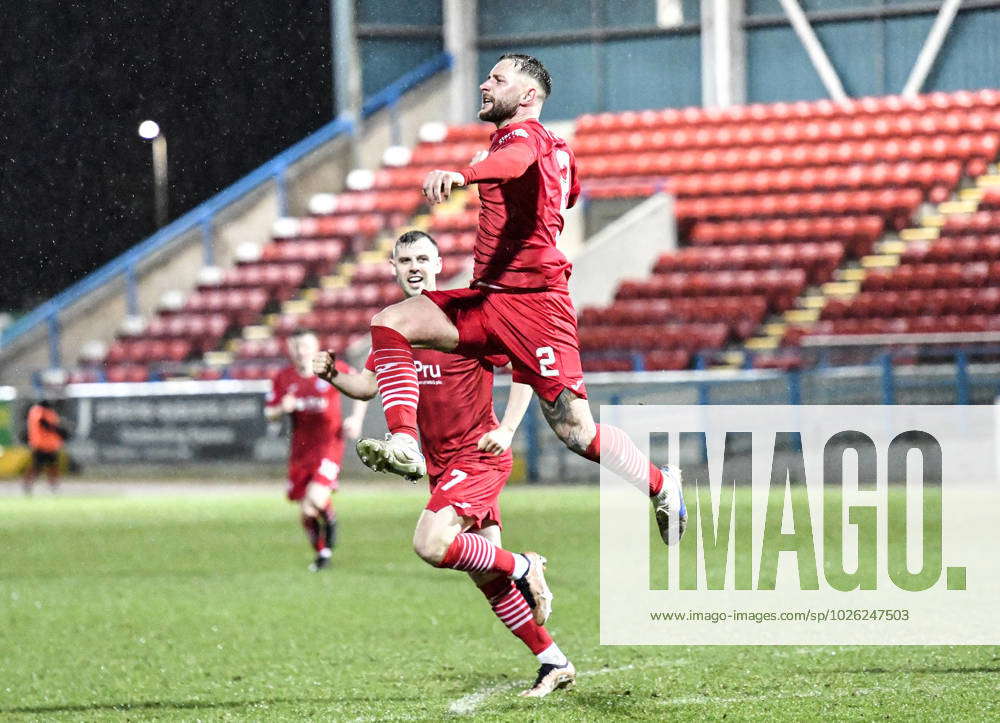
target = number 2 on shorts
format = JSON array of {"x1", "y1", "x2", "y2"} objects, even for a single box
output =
[
  {"x1": 441, "y1": 469, "x2": 468, "y2": 491},
  {"x1": 536, "y1": 346, "x2": 559, "y2": 377}
]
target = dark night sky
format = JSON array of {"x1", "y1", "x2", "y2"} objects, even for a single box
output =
[{"x1": 2, "y1": 2, "x2": 333, "y2": 312}]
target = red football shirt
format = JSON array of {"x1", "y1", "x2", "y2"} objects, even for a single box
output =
[
  {"x1": 457, "y1": 118, "x2": 581, "y2": 291},
  {"x1": 266, "y1": 363, "x2": 352, "y2": 467},
  {"x1": 367, "y1": 349, "x2": 511, "y2": 479}
]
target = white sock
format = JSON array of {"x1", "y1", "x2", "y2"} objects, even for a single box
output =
[
  {"x1": 390, "y1": 432, "x2": 419, "y2": 448},
  {"x1": 536, "y1": 642, "x2": 567, "y2": 667},
  {"x1": 511, "y1": 553, "x2": 530, "y2": 580},
  {"x1": 319, "y1": 548, "x2": 332, "y2": 559}
]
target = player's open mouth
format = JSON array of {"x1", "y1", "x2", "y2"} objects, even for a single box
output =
[
  {"x1": 481, "y1": 95, "x2": 493, "y2": 108},
  {"x1": 407, "y1": 274, "x2": 423, "y2": 284}
]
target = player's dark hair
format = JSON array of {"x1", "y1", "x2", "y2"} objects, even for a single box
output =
[
  {"x1": 395, "y1": 230, "x2": 437, "y2": 251},
  {"x1": 500, "y1": 53, "x2": 552, "y2": 99}
]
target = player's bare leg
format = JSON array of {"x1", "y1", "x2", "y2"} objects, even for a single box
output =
[
  {"x1": 414, "y1": 509, "x2": 573, "y2": 696},
  {"x1": 412, "y1": 506, "x2": 551, "y2": 624},
  {"x1": 357, "y1": 295, "x2": 459, "y2": 481},
  {"x1": 302, "y1": 483, "x2": 335, "y2": 571},
  {"x1": 46, "y1": 462, "x2": 60, "y2": 494},
  {"x1": 22, "y1": 464, "x2": 36, "y2": 497},
  {"x1": 468, "y1": 525, "x2": 575, "y2": 698},
  {"x1": 538, "y1": 389, "x2": 687, "y2": 545}
]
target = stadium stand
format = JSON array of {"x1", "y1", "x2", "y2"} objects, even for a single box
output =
[
  {"x1": 573, "y1": 89, "x2": 1000, "y2": 371},
  {"x1": 66, "y1": 91, "x2": 1000, "y2": 381}
]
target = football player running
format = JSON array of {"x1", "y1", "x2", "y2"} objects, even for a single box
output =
[
  {"x1": 266, "y1": 329, "x2": 367, "y2": 571},
  {"x1": 314, "y1": 231, "x2": 575, "y2": 698},
  {"x1": 356, "y1": 54, "x2": 686, "y2": 548}
]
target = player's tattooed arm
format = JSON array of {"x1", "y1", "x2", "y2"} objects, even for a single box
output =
[
  {"x1": 478, "y1": 382, "x2": 533, "y2": 455},
  {"x1": 538, "y1": 388, "x2": 598, "y2": 456}
]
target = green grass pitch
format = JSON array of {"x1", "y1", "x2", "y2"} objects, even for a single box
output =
[{"x1": 1, "y1": 484, "x2": 998, "y2": 721}]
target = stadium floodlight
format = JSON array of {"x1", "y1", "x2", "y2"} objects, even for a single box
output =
[
  {"x1": 137, "y1": 120, "x2": 168, "y2": 227},
  {"x1": 138, "y1": 120, "x2": 160, "y2": 139}
]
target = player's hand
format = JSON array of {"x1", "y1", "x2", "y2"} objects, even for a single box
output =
[
  {"x1": 422, "y1": 170, "x2": 465, "y2": 205},
  {"x1": 342, "y1": 415, "x2": 363, "y2": 440},
  {"x1": 281, "y1": 393, "x2": 298, "y2": 414},
  {"x1": 312, "y1": 350, "x2": 338, "y2": 382},
  {"x1": 477, "y1": 426, "x2": 514, "y2": 456},
  {"x1": 470, "y1": 150, "x2": 489, "y2": 165}
]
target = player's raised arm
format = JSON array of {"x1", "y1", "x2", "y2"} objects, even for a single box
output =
[
  {"x1": 422, "y1": 169, "x2": 466, "y2": 205},
  {"x1": 478, "y1": 381, "x2": 533, "y2": 455},
  {"x1": 458, "y1": 141, "x2": 537, "y2": 185},
  {"x1": 313, "y1": 350, "x2": 378, "y2": 401},
  {"x1": 422, "y1": 141, "x2": 538, "y2": 205}
]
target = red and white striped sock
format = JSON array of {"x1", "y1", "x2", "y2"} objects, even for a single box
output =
[
  {"x1": 478, "y1": 577, "x2": 553, "y2": 654},
  {"x1": 371, "y1": 325, "x2": 419, "y2": 439},
  {"x1": 439, "y1": 532, "x2": 516, "y2": 575},
  {"x1": 584, "y1": 424, "x2": 664, "y2": 496}
]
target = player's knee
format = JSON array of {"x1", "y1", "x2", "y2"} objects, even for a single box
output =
[
  {"x1": 371, "y1": 306, "x2": 407, "y2": 334},
  {"x1": 306, "y1": 487, "x2": 329, "y2": 510},
  {"x1": 412, "y1": 529, "x2": 451, "y2": 566}
]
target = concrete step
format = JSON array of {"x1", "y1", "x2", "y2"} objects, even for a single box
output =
[
  {"x1": 281, "y1": 299, "x2": 312, "y2": 314},
  {"x1": 242, "y1": 325, "x2": 271, "y2": 340},
  {"x1": 860, "y1": 254, "x2": 900, "y2": 268},
  {"x1": 899, "y1": 227, "x2": 939, "y2": 242},
  {"x1": 821, "y1": 280, "x2": 861, "y2": 296},
  {"x1": 745, "y1": 336, "x2": 780, "y2": 351},
  {"x1": 783, "y1": 308, "x2": 820, "y2": 323}
]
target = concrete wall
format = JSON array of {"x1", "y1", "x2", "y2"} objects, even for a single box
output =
[{"x1": 568, "y1": 193, "x2": 676, "y2": 311}]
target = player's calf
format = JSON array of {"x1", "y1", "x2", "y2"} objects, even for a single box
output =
[
  {"x1": 301, "y1": 483, "x2": 337, "y2": 571},
  {"x1": 413, "y1": 509, "x2": 553, "y2": 624}
]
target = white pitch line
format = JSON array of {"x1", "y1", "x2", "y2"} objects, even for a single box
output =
[
  {"x1": 447, "y1": 662, "x2": 660, "y2": 716},
  {"x1": 448, "y1": 681, "x2": 522, "y2": 715}
]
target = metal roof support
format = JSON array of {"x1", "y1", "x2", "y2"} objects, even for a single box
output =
[
  {"x1": 777, "y1": 0, "x2": 848, "y2": 101},
  {"x1": 701, "y1": 0, "x2": 747, "y2": 108},
  {"x1": 902, "y1": 0, "x2": 963, "y2": 98},
  {"x1": 444, "y1": 0, "x2": 479, "y2": 124},
  {"x1": 332, "y1": 0, "x2": 363, "y2": 166}
]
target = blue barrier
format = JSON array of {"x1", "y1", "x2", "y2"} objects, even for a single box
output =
[{"x1": 3, "y1": 52, "x2": 454, "y2": 359}]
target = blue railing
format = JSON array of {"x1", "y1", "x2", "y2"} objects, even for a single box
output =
[{"x1": 3, "y1": 52, "x2": 453, "y2": 356}]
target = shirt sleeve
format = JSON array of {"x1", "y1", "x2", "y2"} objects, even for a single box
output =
[
  {"x1": 458, "y1": 141, "x2": 538, "y2": 184},
  {"x1": 364, "y1": 352, "x2": 376, "y2": 372},
  {"x1": 567, "y1": 152, "x2": 581, "y2": 209},
  {"x1": 484, "y1": 354, "x2": 510, "y2": 368},
  {"x1": 265, "y1": 371, "x2": 285, "y2": 407}
]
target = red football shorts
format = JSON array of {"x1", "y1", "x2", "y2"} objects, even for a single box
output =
[
  {"x1": 286, "y1": 455, "x2": 341, "y2": 501},
  {"x1": 422, "y1": 286, "x2": 587, "y2": 402},
  {"x1": 425, "y1": 457, "x2": 512, "y2": 530}
]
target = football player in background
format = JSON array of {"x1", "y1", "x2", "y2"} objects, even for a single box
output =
[
  {"x1": 266, "y1": 329, "x2": 367, "y2": 571},
  {"x1": 22, "y1": 398, "x2": 67, "y2": 495},
  {"x1": 314, "y1": 230, "x2": 576, "y2": 698},
  {"x1": 355, "y1": 53, "x2": 687, "y2": 547}
]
